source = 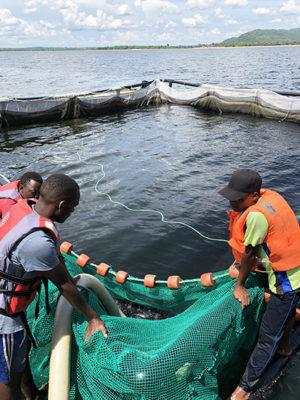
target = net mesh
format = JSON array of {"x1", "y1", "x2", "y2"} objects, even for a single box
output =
[{"x1": 27, "y1": 253, "x2": 266, "y2": 400}]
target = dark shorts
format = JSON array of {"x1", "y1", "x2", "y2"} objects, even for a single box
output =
[
  {"x1": 0, "y1": 330, "x2": 28, "y2": 384},
  {"x1": 240, "y1": 289, "x2": 300, "y2": 392}
]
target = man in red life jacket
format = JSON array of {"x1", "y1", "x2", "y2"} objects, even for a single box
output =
[
  {"x1": 0, "y1": 172, "x2": 43, "y2": 219},
  {"x1": 0, "y1": 174, "x2": 107, "y2": 400},
  {"x1": 219, "y1": 169, "x2": 300, "y2": 400},
  {"x1": 0, "y1": 171, "x2": 43, "y2": 399}
]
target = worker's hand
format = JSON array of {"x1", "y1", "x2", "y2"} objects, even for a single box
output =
[
  {"x1": 84, "y1": 317, "x2": 108, "y2": 340},
  {"x1": 233, "y1": 285, "x2": 251, "y2": 311}
]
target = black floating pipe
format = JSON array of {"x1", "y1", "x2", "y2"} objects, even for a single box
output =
[
  {"x1": 162, "y1": 79, "x2": 300, "y2": 96},
  {"x1": 76, "y1": 80, "x2": 153, "y2": 96},
  {"x1": 5, "y1": 80, "x2": 300, "y2": 102},
  {"x1": 6, "y1": 81, "x2": 155, "y2": 102},
  {"x1": 275, "y1": 90, "x2": 300, "y2": 97},
  {"x1": 162, "y1": 79, "x2": 201, "y2": 88}
]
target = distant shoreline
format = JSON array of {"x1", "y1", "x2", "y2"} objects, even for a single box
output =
[
  {"x1": 196, "y1": 44, "x2": 300, "y2": 49},
  {"x1": 0, "y1": 44, "x2": 300, "y2": 51}
]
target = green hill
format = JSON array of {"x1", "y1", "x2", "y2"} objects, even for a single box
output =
[{"x1": 219, "y1": 28, "x2": 300, "y2": 46}]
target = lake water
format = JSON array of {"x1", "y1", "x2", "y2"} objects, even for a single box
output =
[{"x1": 0, "y1": 47, "x2": 300, "y2": 279}]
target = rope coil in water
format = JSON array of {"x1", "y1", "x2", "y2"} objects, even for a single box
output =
[{"x1": 76, "y1": 152, "x2": 228, "y2": 244}]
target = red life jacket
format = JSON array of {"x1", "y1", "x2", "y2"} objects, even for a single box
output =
[
  {"x1": 227, "y1": 189, "x2": 300, "y2": 272},
  {"x1": 0, "y1": 180, "x2": 21, "y2": 202},
  {"x1": 0, "y1": 180, "x2": 22, "y2": 219},
  {"x1": 0, "y1": 199, "x2": 59, "y2": 315}
]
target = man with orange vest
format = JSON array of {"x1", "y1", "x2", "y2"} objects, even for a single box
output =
[
  {"x1": 0, "y1": 172, "x2": 43, "y2": 219},
  {"x1": 219, "y1": 169, "x2": 300, "y2": 400},
  {"x1": 0, "y1": 174, "x2": 107, "y2": 400}
]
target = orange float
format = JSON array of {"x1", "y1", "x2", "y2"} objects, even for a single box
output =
[
  {"x1": 76, "y1": 254, "x2": 90, "y2": 268},
  {"x1": 264, "y1": 292, "x2": 271, "y2": 303},
  {"x1": 116, "y1": 271, "x2": 128, "y2": 284},
  {"x1": 96, "y1": 263, "x2": 110, "y2": 276},
  {"x1": 144, "y1": 274, "x2": 157, "y2": 288},
  {"x1": 167, "y1": 275, "x2": 181, "y2": 289},
  {"x1": 200, "y1": 272, "x2": 215, "y2": 287},
  {"x1": 60, "y1": 241, "x2": 73, "y2": 254},
  {"x1": 229, "y1": 264, "x2": 239, "y2": 279}
]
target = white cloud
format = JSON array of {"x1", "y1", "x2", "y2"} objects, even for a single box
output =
[
  {"x1": 224, "y1": 0, "x2": 248, "y2": 6},
  {"x1": 165, "y1": 21, "x2": 177, "y2": 28},
  {"x1": 114, "y1": 30, "x2": 139, "y2": 42},
  {"x1": 0, "y1": 0, "x2": 296, "y2": 47},
  {"x1": 0, "y1": 8, "x2": 68, "y2": 39},
  {"x1": 215, "y1": 7, "x2": 239, "y2": 24},
  {"x1": 57, "y1": 2, "x2": 130, "y2": 30},
  {"x1": 141, "y1": 0, "x2": 179, "y2": 14},
  {"x1": 280, "y1": 0, "x2": 300, "y2": 14},
  {"x1": 225, "y1": 18, "x2": 239, "y2": 25},
  {"x1": 186, "y1": 0, "x2": 215, "y2": 8},
  {"x1": 182, "y1": 13, "x2": 208, "y2": 27},
  {"x1": 24, "y1": 0, "x2": 48, "y2": 7},
  {"x1": 0, "y1": 9, "x2": 19, "y2": 26},
  {"x1": 224, "y1": 29, "x2": 247, "y2": 37},
  {"x1": 210, "y1": 27, "x2": 221, "y2": 34},
  {"x1": 116, "y1": 4, "x2": 131, "y2": 16},
  {"x1": 155, "y1": 32, "x2": 175, "y2": 42},
  {"x1": 215, "y1": 8, "x2": 226, "y2": 18},
  {"x1": 76, "y1": 0, "x2": 107, "y2": 6},
  {"x1": 252, "y1": 8, "x2": 272, "y2": 15},
  {"x1": 24, "y1": 8, "x2": 37, "y2": 14}
]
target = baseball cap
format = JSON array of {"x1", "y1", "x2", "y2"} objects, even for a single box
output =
[{"x1": 218, "y1": 169, "x2": 262, "y2": 201}]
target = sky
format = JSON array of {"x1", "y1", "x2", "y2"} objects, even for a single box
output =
[{"x1": 0, "y1": 0, "x2": 299, "y2": 47}]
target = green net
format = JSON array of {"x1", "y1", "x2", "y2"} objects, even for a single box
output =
[{"x1": 27, "y1": 253, "x2": 267, "y2": 400}]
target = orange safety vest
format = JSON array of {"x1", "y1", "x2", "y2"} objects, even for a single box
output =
[{"x1": 228, "y1": 189, "x2": 300, "y2": 272}]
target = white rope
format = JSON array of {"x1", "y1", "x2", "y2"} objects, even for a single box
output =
[
  {"x1": 76, "y1": 153, "x2": 228, "y2": 244},
  {"x1": 1, "y1": 151, "x2": 228, "y2": 244},
  {"x1": 0, "y1": 173, "x2": 10, "y2": 183}
]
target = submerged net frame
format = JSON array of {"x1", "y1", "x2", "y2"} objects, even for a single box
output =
[{"x1": 1, "y1": 79, "x2": 300, "y2": 128}]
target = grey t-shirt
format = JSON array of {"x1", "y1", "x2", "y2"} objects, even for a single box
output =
[{"x1": 0, "y1": 230, "x2": 60, "y2": 334}]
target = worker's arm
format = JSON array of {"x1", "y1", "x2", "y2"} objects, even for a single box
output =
[
  {"x1": 233, "y1": 245, "x2": 258, "y2": 310},
  {"x1": 37, "y1": 262, "x2": 108, "y2": 339},
  {"x1": 15, "y1": 230, "x2": 108, "y2": 339},
  {"x1": 233, "y1": 211, "x2": 268, "y2": 311}
]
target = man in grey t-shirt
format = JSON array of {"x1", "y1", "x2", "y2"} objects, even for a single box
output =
[
  {"x1": 0, "y1": 174, "x2": 107, "y2": 400},
  {"x1": 0, "y1": 230, "x2": 60, "y2": 334},
  {"x1": 0, "y1": 230, "x2": 60, "y2": 399}
]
